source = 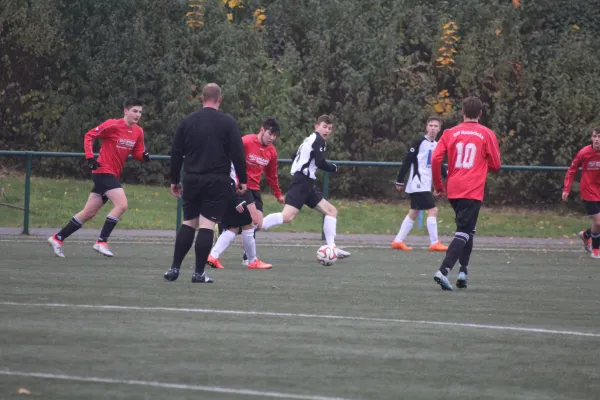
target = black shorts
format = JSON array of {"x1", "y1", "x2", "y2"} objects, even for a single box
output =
[
  {"x1": 583, "y1": 201, "x2": 600, "y2": 216},
  {"x1": 182, "y1": 173, "x2": 234, "y2": 222},
  {"x1": 409, "y1": 192, "x2": 436, "y2": 210},
  {"x1": 91, "y1": 173, "x2": 122, "y2": 204},
  {"x1": 221, "y1": 191, "x2": 254, "y2": 229},
  {"x1": 449, "y1": 198, "x2": 482, "y2": 234},
  {"x1": 285, "y1": 173, "x2": 323, "y2": 210},
  {"x1": 249, "y1": 190, "x2": 263, "y2": 212}
]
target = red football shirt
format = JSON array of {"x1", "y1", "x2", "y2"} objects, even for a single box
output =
[
  {"x1": 432, "y1": 121, "x2": 501, "y2": 201},
  {"x1": 242, "y1": 134, "x2": 282, "y2": 198},
  {"x1": 563, "y1": 145, "x2": 600, "y2": 201},
  {"x1": 84, "y1": 118, "x2": 146, "y2": 179}
]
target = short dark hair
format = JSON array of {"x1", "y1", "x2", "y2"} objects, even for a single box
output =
[
  {"x1": 593, "y1": 127, "x2": 600, "y2": 135},
  {"x1": 427, "y1": 116, "x2": 442, "y2": 125},
  {"x1": 462, "y1": 96, "x2": 482, "y2": 119},
  {"x1": 262, "y1": 118, "x2": 280, "y2": 135},
  {"x1": 202, "y1": 83, "x2": 222, "y2": 102},
  {"x1": 316, "y1": 114, "x2": 333, "y2": 125},
  {"x1": 124, "y1": 97, "x2": 143, "y2": 109}
]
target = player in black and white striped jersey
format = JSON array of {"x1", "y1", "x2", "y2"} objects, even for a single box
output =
[{"x1": 261, "y1": 115, "x2": 351, "y2": 259}]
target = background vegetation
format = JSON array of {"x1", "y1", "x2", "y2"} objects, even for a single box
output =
[{"x1": 2, "y1": 0, "x2": 600, "y2": 204}]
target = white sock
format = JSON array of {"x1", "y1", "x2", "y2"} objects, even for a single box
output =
[
  {"x1": 394, "y1": 216, "x2": 414, "y2": 242},
  {"x1": 210, "y1": 230, "x2": 236, "y2": 258},
  {"x1": 427, "y1": 216, "x2": 438, "y2": 244},
  {"x1": 262, "y1": 212, "x2": 283, "y2": 230},
  {"x1": 241, "y1": 228, "x2": 257, "y2": 263},
  {"x1": 323, "y1": 215, "x2": 337, "y2": 246}
]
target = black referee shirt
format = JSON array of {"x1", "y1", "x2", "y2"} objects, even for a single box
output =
[{"x1": 170, "y1": 107, "x2": 247, "y2": 185}]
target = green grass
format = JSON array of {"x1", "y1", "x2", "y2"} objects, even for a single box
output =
[
  {"x1": 0, "y1": 174, "x2": 589, "y2": 238},
  {"x1": 0, "y1": 240, "x2": 599, "y2": 399}
]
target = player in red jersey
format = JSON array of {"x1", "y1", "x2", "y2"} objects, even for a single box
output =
[
  {"x1": 47, "y1": 98, "x2": 150, "y2": 258},
  {"x1": 210, "y1": 118, "x2": 283, "y2": 268},
  {"x1": 430, "y1": 96, "x2": 501, "y2": 290},
  {"x1": 562, "y1": 127, "x2": 600, "y2": 258}
]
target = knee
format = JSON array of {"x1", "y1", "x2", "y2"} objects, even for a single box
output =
[
  {"x1": 328, "y1": 207, "x2": 338, "y2": 218},
  {"x1": 428, "y1": 207, "x2": 438, "y2": 217},
  {"x1": 282, "y1": 213, "x2": 295, "y2": 223},
  {"x1": 114, "y1": 201, "x2": 128, "y2": 215}
]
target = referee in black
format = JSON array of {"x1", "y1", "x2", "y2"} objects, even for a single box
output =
[{"x1": 164, "y1": 83, "x2": 247, "y2": 283}]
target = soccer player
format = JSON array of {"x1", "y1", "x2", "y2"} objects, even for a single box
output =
[
  {"x1": 260, "y1": 115, "x2": 351, "y2": 259},
  {"x1": 207, "y1": 164, "x2": 273, "y2": 270},
  {"x1": 393, "y1": 116, "x2": 448, "y2": 252},
  {"x1": 562, "y1": 127, "x2": 600, "y2": 258},
  {"x1": 430, "y1": 96, "x2": 501, "y2": 291},
  {"x1": 47, "y1": 98, "x2": 150, "y2": 258},
  {"x1": 163, "y1": 83, "x2": 247, "y2": 284},
  {"x1": 212, "y1": 118, "x2": 283, "y2": 268}
]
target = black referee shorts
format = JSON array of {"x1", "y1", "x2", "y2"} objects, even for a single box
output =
[
  {"x1": 221, "y1": 191, "x2": 255, "y2": 229},
  {"x1": 449, "y1": 198, "x2": 482, "y2": 234},
  {"x1": 249, "y1": 189, "x2": 263, "y2": 212},
  {"x1": 91, "y1": 173, "x2": 122, "y2": 204},
  {"x1": 285, "y1": 173, "x2": 323, "y2": 210},
  {"x1": 182, "y1": 173, "x2": 234, "y2": 222},
  {"x1": 409, "y1": 191, "x2": 436, "y2": 210}
]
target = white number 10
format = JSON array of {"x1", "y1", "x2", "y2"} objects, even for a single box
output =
[{"x1": 455, "y1": 143, "x2": 477, "y2": 168}]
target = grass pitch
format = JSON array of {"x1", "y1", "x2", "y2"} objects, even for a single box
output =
[{"x1": 0, "y1": 238, "x2": 599, "y2": 399}]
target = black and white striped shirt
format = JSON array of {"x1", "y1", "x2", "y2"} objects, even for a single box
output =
[{"x1": 290, "y1": 133, "x2": 337, "y2": 180}]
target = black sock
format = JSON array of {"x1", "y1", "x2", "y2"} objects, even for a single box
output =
[
  {"x1": 55, "y1": 216, "x2": 83, "y2": 241},
  {"x1": 98, "y1": 215, "x2": 119, "y2": 242},
  {"x1": 592, "y1": 232, "x2": 600, "y2": 250},
  {"x1": 458, "y1": 232, "x2": 474, "y2": 274},
  {"x1": 171, "y1": 224, "x2": 196, "y2": 270},
  {"x1": 584, "y1": 229, "x2": 592, "y2": 240},
  {"x1": 439, "y1": 232, "x2": 470, "y2": 276},
  {"x1": 195, "y1": 228, "x2": 215, "y2": 274}
]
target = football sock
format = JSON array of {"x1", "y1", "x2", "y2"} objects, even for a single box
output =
[
  {"x1": 439, "y1": 232, "x2": 470, "y2": 276},
  {"x1": 262, "y1": 212, "x2": 283, "y2": 230},
  {"x1": 171, "y1": 224, "x2": 196, "y2": 269},
  {"x1": 98, "y1": 215, "x2": 119, "y2": 242},
  {"x1": 459, "y1": 233, "x2": 474, "y2": 274},
  {"x1": 210, "y1": 229, "x2": 236, "y2": 259},
  {"x1": 55, "y1": 216, "x2": 83, "y2": 241},
  {"x1": 394, "y1": 215, "x2": 414, "y2": 242},
  {"x1": 241, "y1": 228, "x2": 257, "y2": 263},
  {"x1": 426, "y1": 216, "x2": 439, "y2": 244},
  {"x1": 592, "y1": 232, "x2": 600, "y2": 249},
  {"x1": 194, "y1": 228, "x2": 214, "y2": 274},
  {"x1": 323, "y1": 215, "x2": 337, "y2": 246},
  {"x1": 584, "y1": 229, "x2": 592, "y2": 240}
]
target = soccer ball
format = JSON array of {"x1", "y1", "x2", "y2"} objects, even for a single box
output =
[{"x1": 316, "y1": 245, "x2": 338, "y2": 266}]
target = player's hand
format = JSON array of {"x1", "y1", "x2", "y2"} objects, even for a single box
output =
[
  {"x1": 561, "y1": 191, "x2": 569, "y2": 201},
  {"x1": 276, "y1": 195, "x2": 285, "y2": 204},
  {"x1": 236, "y1": 183, "x2": 247, "y2": 195},
  {"x1": 86, "y1": 158, "x2": 99, "y2": 170},
  {"x1": 170, "y1": 183, "x2": 183, "y2": 198},
  {"x1": 142, "y1": 152, "x2": 151, "y2": 162},
  {"x1": 434, "y1": 188, "x2": 446, "y2": 198},
  {"x1": 235, "y1": 201, "x2": 246, "y2": 213},
  {"x1": 395, "y1": 184, "x2": 404, "y2": 192}
]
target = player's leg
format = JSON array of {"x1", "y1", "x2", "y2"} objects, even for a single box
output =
[
  {"x1": 262, "y1": 205, "x2": 299, "y2": 230},
  {"x1": 262, "y1": 177, "x2": 306, "y2": 230},
  {"x1": 426, "y1": 206, "x2": 448, "y2": 252},
  {"x1": 392, "y1": 208, "x2": 419, "y2": 251},
  {"x1": 48, "y1": 192, "x2": 104, "y2": 257},
  {"x1": 589, "y1": 204, "x2": 600, "y2": 258},
  {"x1": 456, "y1": 227, "x2": 475, "y2": 289},
  {"x1": 92, "y1": 187, "x2": 127, "y2": 256},
  {"x1": 434, "y1": 199, "x2": 481, "y2": 291},
  {"x1": 313, "y1": 197, "x2": 351, "y2": 259},
  {"x1": 207, "y1": 227, "x2": 237, "y2": 269},
  {"x1": 579, "y1": 229, "x2": 592, "y2": 253},
  {"x1": 242, "y1": 200, "x2": 263, "y2": 265},
  {"x1": 242, "y1": 222, "x2": 272, "y2": 269}
]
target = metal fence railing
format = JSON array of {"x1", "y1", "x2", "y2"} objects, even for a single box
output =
[{"x1": 0, "y1": 150, "x2": 570, "y2": 235}]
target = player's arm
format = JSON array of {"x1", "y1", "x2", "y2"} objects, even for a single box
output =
[
  {"x1": 169, "y1": 121, "x2": 186, "y2": 194},
  {"x1": 486, "y1": 131, "x2": 502, "y2": 172},
  {"x1": 229, "y1": 119, "x2": 247, "y2": 188},
  {"x1": 131, "y1": 129, "x2": 150, "y2": 162},
  {"x1": 312, "y1": 137, "x2": 337, "y2": 173},
  {"x1": 562, "y1": 150, "x2": 583, "y2": 200},
  {"x1": 431, "y1": 134, "x2": 448, "y2": 194},
  {"x1": 395, "y1": 139, "x2": 420, "y2": 190},
  {"x1": 265, "y1": 149, "x2": 284, "y2": 202}
]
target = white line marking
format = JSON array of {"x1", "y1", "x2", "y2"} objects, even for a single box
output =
[
  {"x1": 0, "y1": 239, "x2": 583, "y2": 252},
  {"x1": 0, "y1": 370, "x2": 352, "y2": 400},
  {"x1": 2, "y1": 302, "x2": 599, "y2": 338}
]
